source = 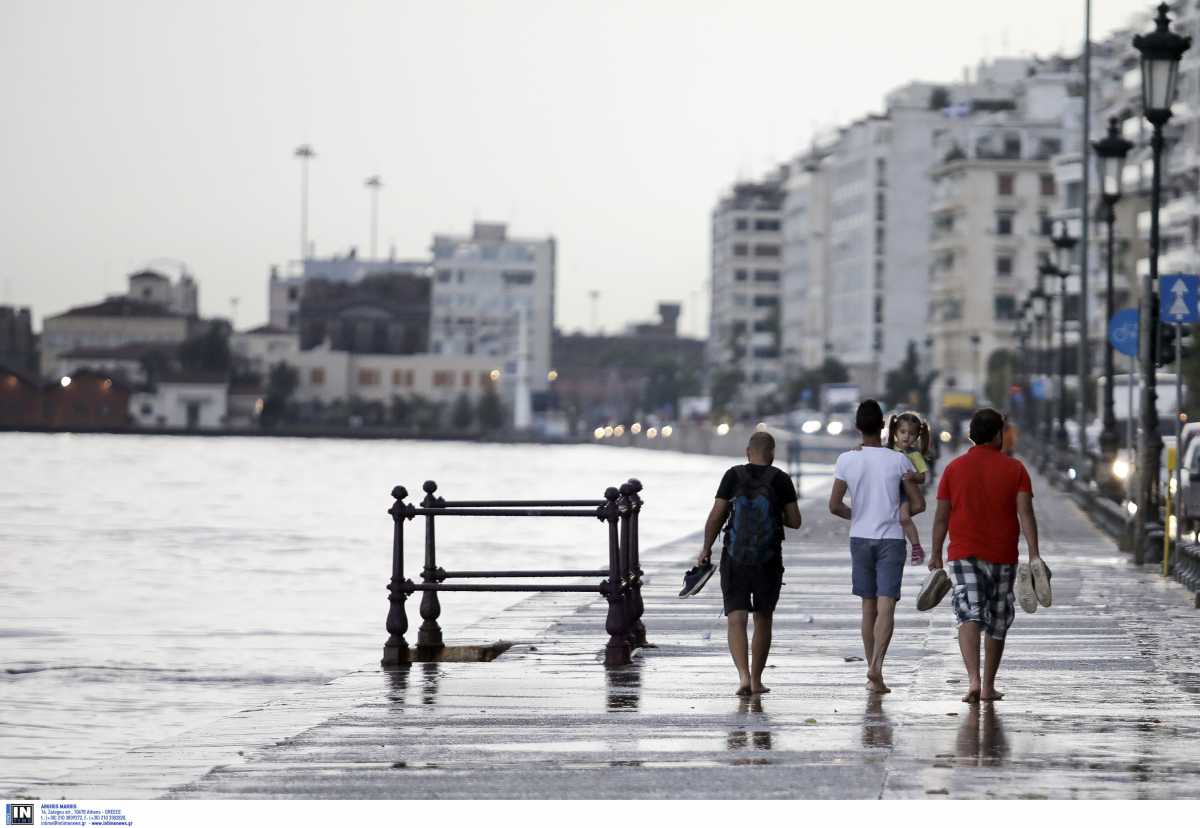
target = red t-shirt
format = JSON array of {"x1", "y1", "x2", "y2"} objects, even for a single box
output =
[{"x1": 937, "y1": 445, "x2": 1033, "y2": 564}]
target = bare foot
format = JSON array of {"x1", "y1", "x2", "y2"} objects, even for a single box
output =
[
  {"x1": 980, "y1": 688, "x2": 1004, "y2": 701},
  {"x1": 736, "y1": 684, "x2": 752, "y2": 696},
  {"x1": 750, "y1": 683, "x2": 771, "y2": 694},
  {"x1": 866, "y1": 671, "x2": 891, "y2": 694},
  {"x1": 962, "y1": 686, "x2": 981, "y2": 704}
]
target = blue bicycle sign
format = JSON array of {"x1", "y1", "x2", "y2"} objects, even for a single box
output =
[{"x1": 1108, "y1": 308, "x2": 1139, "y2": 357}]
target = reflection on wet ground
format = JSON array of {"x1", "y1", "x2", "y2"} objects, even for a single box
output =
[
  {"x1": 861, "y1": 694, "x2": 894, "y2": 750},
  {"x1": 727, "y1": 695, "x2": 772, "y2": 755},
  {"x1": 954, "y1": 703, "x2": 1008, "y2": 766},
  {"x1": 605, "y1": 663, "x2": 641, "y2": 712}
]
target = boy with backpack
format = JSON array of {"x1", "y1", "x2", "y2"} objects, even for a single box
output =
[{"x1": 696, "y1": 431, "x2": 802, "y2": 696}]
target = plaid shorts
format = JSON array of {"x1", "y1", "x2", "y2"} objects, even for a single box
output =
[{"x1": 949, "y1": 558, "x2": 1017, "y2": 641}]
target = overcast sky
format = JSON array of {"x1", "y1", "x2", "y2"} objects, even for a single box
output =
[{"x1": 1, "y1": 0, "x2": 1155, "y2": 336}]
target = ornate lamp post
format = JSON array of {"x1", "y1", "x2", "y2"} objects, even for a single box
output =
[
  {"x1": 1133, "y1": 3, "x2": 1191, "y2": 560},
  {"x1": 1038, "y1": 256, "x2": 1059, "y2": 462},
  {"x1": 1092, "y1": 117, "x2": 1134, "y2": 475},
  {"x1": 1051, "y1": 221, "x2": 1078, "y2": 451}
]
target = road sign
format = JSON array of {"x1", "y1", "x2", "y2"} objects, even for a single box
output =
[
  {"x1": 1108, "y1": 308, "x2": 1139, "y2": 357},
  {"x1": 1030, "y1": 377, "x2": 1049, "y2": 401},
  {"x1": 1160, "y1": 273, "x2": 1200, "y2": 323}
]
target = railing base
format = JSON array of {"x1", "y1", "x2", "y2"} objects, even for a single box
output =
[{"x1": 382, "y1": 641, "x2": 512, "y2": 665}]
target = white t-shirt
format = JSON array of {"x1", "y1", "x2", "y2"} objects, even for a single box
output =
[{"x1": 833, "y1": 446, "x2": 916, "y2": 540}]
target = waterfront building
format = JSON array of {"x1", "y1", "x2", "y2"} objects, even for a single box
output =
[
  {"x1": 781, "y1": 143, "x2": 834, "y2": 382},
  {"x1": 0, "y1": 305, "x2": 37, "y2": 377},
  {"x1": 41, "y1": 297, "x2": 197, "y2": 379},
  {"x1": 926, "y1": 57, "x2": 1081, "y2": 419},
  {"x1": 130, "y1": 373, "x2": 228, "y2": 430},
  {"x1": 297, "y1": 272, "x2": 431, "y2": 354},
  {"x1": 708, "y1": 171, "x2": 787, "y2": 415},
  {"x1": 267, "y1": 251, "x2": 432, "y2": 331},
  {"x1": 229, "y1": 325, "x2": 300, "y2": 378}
]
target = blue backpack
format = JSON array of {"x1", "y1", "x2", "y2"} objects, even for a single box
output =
[{"x1": 724, "y1": 466, "x2": 781, "y2": 566}]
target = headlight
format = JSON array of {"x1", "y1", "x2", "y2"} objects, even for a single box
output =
[
  {"x1": 801, "y1": 419, "x2": 822, "y2": 434},
  {"x1": 940, "y1": 430, "x2": 952, "y2": 443},
  {"x1": 1112, "y1": 459, "x2": 1131, "y2": 480},
  {"x1": 716, "y1": 423, "x2": 731, "y2": 436},
  {"x1": 826, "y1": 421, "x2": 844, "y2": 436}
]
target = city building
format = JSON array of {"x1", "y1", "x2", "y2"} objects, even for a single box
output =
[
  {"x1": 0, "y1": 305, "x2": 37, "y2": 376},
  {"x1": 130, "y1": 373, "x2": 229, "y2": 430},
  {"x1": 297, "y1": 272, "x2": 431, "y2": 354},
  {"x1": 429, "y1": 222, "x2": 556, "y2": 399},
  {"x1": 708, "y1": 171, "x2": 788, "y2": 415},
  {"x1": 40, "y1": 296, "x2": 198, "y2": 379},
  {"x1": 127, "y1": 269, "x2": 198, "y2": 317},
  {"x1": 229, "y1": 325, "x2": 300, "y2": 378},
  {"x1": 781, "y1": 142, "x2": 834, "y2": 381},
  {"x1": 926, "y1": 57, "x2": 1082, "y2": 419},
  {"x1": 267, "y1": 251, "x2": 432, "y2": 331}
]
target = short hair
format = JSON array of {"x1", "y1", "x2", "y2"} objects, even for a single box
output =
[
  {"x1": 969, "y1": 408, "x2": 1005, "y2": 445},
  {"x1": 747, "y1": 431, "x2": 775, "y2": 456},
  {"x1": 855, "y1": 399, "x2": 884, "y2": 434}
]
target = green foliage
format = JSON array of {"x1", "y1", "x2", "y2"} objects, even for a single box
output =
[
  {"x1": 709, "y1": 366, "x2": 744, "y2": 418},
  {"x1": 883, "y1": 341, "x2": 936, "y2": 411},
  {"x1": 178, "y1": 325, "x2": 231, "y2": 373},
  {"x1": 451, "y1": 392, "x2": 474, "y2": 431},
  {"x1": 984, "y1": 348, "x2": 1018, "y2": 409},
  {"x1": 784, "y1": 357, "x2": 850, "y2": 408},
  {"x1": 477, "y1": 388, "x2": 506, "y2": 432},
  {"x1": 642, "y1": 358, "x2": 701, "y2": 416},
  {"x1": 260, "y1": 363, "x2": 299, "y2": 428}
]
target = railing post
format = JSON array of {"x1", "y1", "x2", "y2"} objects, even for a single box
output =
[
  {"x1": 382, "y1": 485, "x2": 415, "y2": 666},
  {"x1": 418, "y1": 480, "x2": 445, "y2": 651},
  {"x1": 602, "y1": 486, "x2": 632, "y2": 666},
  {"x1": 618, "y1": 483, "x2": 637, "y2": 647},
  {"x1": 626, "y1": 478, "x2": 650, "y2": 648}
]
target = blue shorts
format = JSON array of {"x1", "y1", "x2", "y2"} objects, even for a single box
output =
[{"x1": 850, "y1": 537, "x2": 907, "y2": 600}]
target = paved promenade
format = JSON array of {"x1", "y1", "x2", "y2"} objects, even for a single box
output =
[{"x1": 26, "y1": 462, "x2": 1200, "y2": 799}]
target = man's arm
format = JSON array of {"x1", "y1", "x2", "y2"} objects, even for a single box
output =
[
  {"x1": 1016, "y1": 491, "x2": 1040, "y2": 560},
  {"x1": 829, "y1": 479, "x2": 851, "y2": 521},
  {"x1": 927, "y1": 499, "x2": 951, "y2": 570},
  {"x1": 782, "y1": 501, "x2": 802, "y2": 530},
  {"x1": 698, "y1": 498, "x2": 730, "y2": 565}
]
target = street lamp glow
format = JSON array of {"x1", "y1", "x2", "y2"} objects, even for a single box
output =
[
  {"x1": 716, "y1": 423, "x2": 731, "y2": 436},
  {"x1": 490, "y1": 369, "x2": 501, "y2": 382},
  {"x1": 940, "y1": 430, "x2": 952, "y2": 443},
  {"x1": 604, "y1": 426, "x2": 614, "y2": 438},
  {"x1": 614, "y1": 425, "x2": 625, "y2": 437},
  {"x1": 1113, "y1": 458, "x2": 1131, "y2": 480},
  {"x1": 631, "y1": 422, "x2": 642, "y2": 434},
  {"x1": 1127, "y1": 501, "x2": 1139, "y2": 516},
  {"x1": 1169, "y1": 514, "x2": 1178, "y2": 537},
  {"x1": 1169, "y1": 476, "x2": 1178, "y2": 496},
  {"x1": 1067, "y1": 467, "x2": 1077, "y2": 481},
  {"x1": 661, "y1": 425, "x2": 673, "y2": 438},
  {"x1": 826, "y1": 421, "x2": 844, "y2": 436},
  {"x1": 547, "y1": 370, "x2": 558, "y2": 382},
  {"x1": 60, "y1": 376, "x2": 71, "y2": 388},
  {"x1": 755, "y1": 422, "x2": 768, "y2": 432},
  {"x1": 646, "y1": 427, "x2": 658, "y2": 439},
  {"x1": 593, "y1": 427, "x2": 605, "y2": 440},
  {"x1": 801, "y1": 419, "x2": 822, "y2": 434}
]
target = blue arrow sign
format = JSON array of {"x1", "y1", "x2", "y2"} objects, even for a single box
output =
[
  {"x1": 1108, "y1": 307, "x2": 1140, "y2": 357},
  {"x1": 1160, "y1": 273, "x2": 1200, "y2": 324}
]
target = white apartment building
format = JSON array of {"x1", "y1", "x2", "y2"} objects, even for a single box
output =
[
  {"x1": 429, "y1": 222, "x2": 556, "y2": 395},
  {"x1": 708, "y1": 171, "x2": 787, "y2": 413},
  {"x1": 781, "y1": 144, "x2": 834, "y2": 379},
  {"x1": 927, "y1": 57, "x2": 1081, "y2": 417},
  {"x1": 229, "y1": 325, "x2": 300, "y2": 376}
]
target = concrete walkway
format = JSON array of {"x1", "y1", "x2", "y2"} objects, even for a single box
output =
[{"x1": 28, "y1": 463, "x2": 1200, "y2": 799}]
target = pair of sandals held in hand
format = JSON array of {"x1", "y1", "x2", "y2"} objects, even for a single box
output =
[{"x1": 915, "y1": 559, "x2": 1052, "y2": 613}]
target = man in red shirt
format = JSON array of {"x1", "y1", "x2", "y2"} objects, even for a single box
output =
[{"x1": 928, "y1": 408, "x2": 1043, "y2": 704}]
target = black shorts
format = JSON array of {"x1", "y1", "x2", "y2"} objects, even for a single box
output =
[{"x1": 719, "y1": 555, "x2": 784, "y2": 615}]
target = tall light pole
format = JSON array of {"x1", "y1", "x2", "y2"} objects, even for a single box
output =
[
  {"x1": 1092, "y1": 117, "x2": 1133, "y2": 479},
  {"x1": 365, "y1": 175, "x2": 383, "y2": 260},
  {"x1": 1052, "y1": 221, "x2": 1078, "y2": 451},
  {"x1": 1078, "y1": 0, "x2": 1094, "y2": 477},
  {"x1": 1038, "y1": 257, "x2": 1059, "y2": 463},
  {"x1": 1133, "y1": 3, "x2": 1190, "y2": 561},
  {"x1": 294, "y1": 144, "x2": 316, "y2": 263}
]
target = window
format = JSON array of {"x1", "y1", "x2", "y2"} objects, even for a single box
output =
[
  {"x1": 994, "y1": 296, "x2": 1017, "y2": 320},
  {"x1": 733, "y1": 243, "x2": 748, "y2": 256},
  {"x1": 358, "y1": 369, "x2": 380, "y2": 386},
  {"x1": 875, "y1": 226, "x2": 885, "y2": 253},
  {"x1": 753, "y1": 295, "x2": 780, "y2": 308},
  {"x1": 502, "y1": 270, "x2": 535, "y2": 285},
  {"x1": 1066, "y1": 181, "x2": 1083, "y2": 209},
  {"x1": 433, "y1": 371, "x2": 454, "y2": 387},
  {"x1": 733, "y1": 294, "x2": 748, "y2": 307},
  {"x1": 753, "y1": 244, "x2": 781, "y2": 257},
  {"x1": 996, "y1": 211, "x2": 1014, "y2": 236},
  {"x1": 437, "y1": 270, "x2": 452, "y2": 283},
  {"x1": 753, "y1": 218, "x2": 780, "y2": 231},
  {"x1": 287, "y1": 287, "x2": 299, "y2": 301},
  {"x1": 753, "y1": 270, "x2": 780, "y2": 282},
  {"x1": 997, "y1": 173, "x2": 1015, "y2": 196},
  {"x1": 462, "y1": 371, "x2": 472, "y2": 388},
  {"x1": 996, "y1": 256, "x2": 1014, "y2": 277},
  {"x1": 735, "y1": 218, "x2": 748, "y2": 230},
  {"x1": 752, "y1": 347, "x2": 780, "y2": 359},
  {"x1": 735, "y1": 269, "x2": 748, "y2": 281},
  {"x1": 392, "y1": 369, "x2": 403, "y2": 385},
  {"x1": 1039, "y1": 211, "x2": 1053, "y2": 236},
  {"x1": 1040, "y1": 174, "x2": 1056, "y2": 197},
  {"x1": 310, "y1": 367, "x2": 325, "y2": 386}
]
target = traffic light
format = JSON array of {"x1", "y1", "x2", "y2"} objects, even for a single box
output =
[{"x1": 1156, "y1": 323, "x2": 1194, "y2": 367}]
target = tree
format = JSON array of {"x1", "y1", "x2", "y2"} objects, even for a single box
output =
[
  {"x1": 784, "y1": 357, "x2": 850, "y2": 408},
  {"x1": 883, "y1": 341, "x2": 937, "y2": 411},
  {"x1": 984, "y1": 348, "x2": 1018, "y2": 409},
  {"x1": 260, "y1": 363, "x2": 299, "y2": 428},
  {"x1": 709, "y1": 366, "x2": 744, "y2": 419},
  {"x1": 451, "y1": 392, "x2": 474, "y2": 431},
  {"x1": 477, "y1": 389, "x2": 506, "y2": 432},
  {"x1": 178, "y1": 324, "x2": 231, "y2": 373},
  {"x1": 642, "y1": 358, "x2": 701, "y2": 417},
  {"x1": 138, "y1": 347, "x2": 173, "y2": 385}
]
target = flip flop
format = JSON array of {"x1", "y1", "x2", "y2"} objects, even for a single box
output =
[
  {"x1": 916, "y1": 568, "x2": 951, "y2": 611},
  {"x1": 1031, "y1": 558, "x2": 1052, "y2": 608},
  {"x1": 1017, "y1": 562, "x2": 1037, "y2": 613}
]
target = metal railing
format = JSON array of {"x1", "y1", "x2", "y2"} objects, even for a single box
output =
[{"x1": 381, "y1": 478, "x2": 648, "y2": 668}]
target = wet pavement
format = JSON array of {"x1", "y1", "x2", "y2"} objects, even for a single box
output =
[{"x1": 22, "y1": 462, "x2": 1200, "y2": 799}]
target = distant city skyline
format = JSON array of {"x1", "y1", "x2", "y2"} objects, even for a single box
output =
[{"x1": 2, "y1": 0, "x2": 1152, "y2": 334}]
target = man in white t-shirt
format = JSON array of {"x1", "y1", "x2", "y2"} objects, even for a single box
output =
[{"x1": 829, "y1": 399, "x2": 925, "y2": 694}]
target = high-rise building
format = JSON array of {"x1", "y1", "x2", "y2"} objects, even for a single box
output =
[
  {"x1": 708, "y1": 171, "x2": 787, "y2": 416},
  {"x1": 429, "y1": 222, "x2": 556, "y2": 394},
  {"x1": 781, "y1": 143, "x2": 834, "y2": 383}
]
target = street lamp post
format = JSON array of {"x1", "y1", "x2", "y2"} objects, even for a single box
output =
[
  {"x1": 1031, "y1": 292, "x2": 1048, "y2": 444},
  {"x1": 1038, "y1": 257, "x2": 1059, "y2": 465},
  {"x1": 1092, "y1": 117, "x2": 1134, "y2": 482},
  {"x1": 1133, "y1": 3, "x2": 1191, "y2": 562},
  {"x1": 365, "y1": 175, "x2": 383, "y2": 260},
  {"x1": 1051, "y1": 222, "x2": 1077, "y2": 453},
  {"x1": 294, "y1": 144, "x2": 316, "y2": 263}
]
